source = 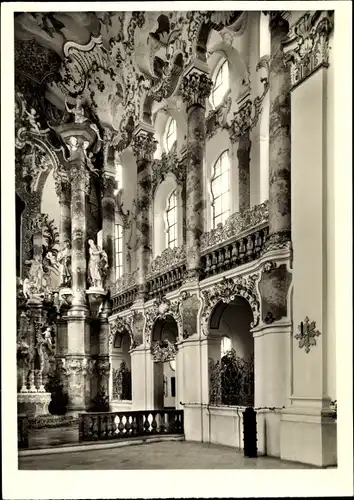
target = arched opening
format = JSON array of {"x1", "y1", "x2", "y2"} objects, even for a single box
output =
[
  {"x1": 111, "y1": 329, "x2": 132, "y2": 402},
  {"x1": 151, "y1": 315, "x2": 178, "y2": 409},
  {"x1": 208, "y1": 296, "x2": 254, "y2": 407},
  {"x1": 16, "y1": 194, "x2": 26, "y2": 277}
]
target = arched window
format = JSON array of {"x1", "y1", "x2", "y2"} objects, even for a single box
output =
[
  {"x1": 165, "y1": 117, "x2": 177, "y2": 152},
  {"x1": 211, "y1": 60, "x2": 230, "y2": 109},
  {"x1": 211, "y1": 151, "x2": 230, "y2": 228},
  {"x1": 114, "y1": 162, "x2": 122, "y2": 196},
  {"x1": 166, "y1": 189, "x2": 177, "y2": 249},
  {"x1": 221, "y1": 336, "x2": 232, "y2": 358},
  {"x1": 115, "y1": 223, "x2": 123, "y2": 279}
]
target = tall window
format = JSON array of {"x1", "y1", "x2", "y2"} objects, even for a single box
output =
[
  {"x1": 165, "y1": 118, "x2": 177, "y2": 152},
  {"x1": 211, "y1": 151, "x2": 230, "y2": 228},
  {"x1": 115, "y1": 223, "x2": 123, "y2": 279},
  {"x1": 221, "y1": 336, "x2": 232, "y2": 358},
  {"x1": 166, "y1": 189, "x2": 177, "y2": 249},
  {"x1": 114, "y1": 163, "x2": 122, "y2": 196},
  {"x1": 211, "y1": 60, "x2": 229, "y2": 109}
]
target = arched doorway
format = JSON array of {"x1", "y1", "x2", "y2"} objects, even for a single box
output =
[
  {"x1": 111, "y1": 329, "x2": 132, "y2": 403},
  {"x1": 208, "y1": 296, "x2": 254, "y2": 407},
  {"x1": 151, "y1": 315, "x2": 178, "y2": 409}
]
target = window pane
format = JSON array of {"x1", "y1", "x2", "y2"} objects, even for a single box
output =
[
  {"x1": 212, "y1": 61, "x2": 229, "y2": 108},
  {"x1": 166, "y1": 118, "x2": 177, "y2": 152},
  {"x1": 115, "y1": 223, "x2": 123, "y2": 279}
]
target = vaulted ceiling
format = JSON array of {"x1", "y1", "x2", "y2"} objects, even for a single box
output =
[{"x1": 14, "y1": 11, "x2": 245, "y2": 145}]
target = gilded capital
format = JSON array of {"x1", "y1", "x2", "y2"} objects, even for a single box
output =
[
  {"x1": 131, "y1": 132, "x2": 157, "y2": 161},
  {"x1": 283, "y1": 11, "x2": 334, "y2": 88},
  {"x1": 180, "y1": 71, "x2": 213, "y2": 109}
]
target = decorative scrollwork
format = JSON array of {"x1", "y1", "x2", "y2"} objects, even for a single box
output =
[
  {"x1": 151, "y1": 339, "x2": 177, "y2": 363},
  {"x1": 151, "y1": 151, "x2": 187, "y2": 194},
  {"x1": 147, "y1": 246, "x2": 186, "y2": 278},
  {"x1": 145, "y1": 295, "x2": 182, "y2": 344},
  {"x1": 201, "y1": 201, "x2": 269, "y2": 251},
  {"x1": 283, "y1": 11, "x2": 334, "y2": 88},
  {"x1": 109, "y1": 315, "x2": 135, "y2": 351},
  {"x1": 294, "y1": 316, "x2": 321, "y2": 353},
  {"x1": 131, "y1": 131, "x2": 157, "y2": 161},
  {"x1": 201, "y1": 275, "x2": 260, "y2": 336},
  {"x1": 180, "y1": 71, "x2": 213, "y2": 109}
]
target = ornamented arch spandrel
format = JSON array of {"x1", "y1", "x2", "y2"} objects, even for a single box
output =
[{"x1": 201, "y1": 275, "x2": 260, "y2": 336}]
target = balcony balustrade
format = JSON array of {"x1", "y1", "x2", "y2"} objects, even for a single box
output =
[
  {"x1": 110, "y1": 202, "x2": 269, "y2": 310},
  {"x1": 79, "y1": 409, "x2": 184, "y2": 441}
]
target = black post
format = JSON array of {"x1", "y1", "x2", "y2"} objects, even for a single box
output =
[{"x1": 243, "y1": 406, "x2": 257, "y2": 458}]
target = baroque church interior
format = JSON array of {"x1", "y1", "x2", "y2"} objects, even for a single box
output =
[{"x1": 14, "y1": 9, "x2": 337, "y2": 467}]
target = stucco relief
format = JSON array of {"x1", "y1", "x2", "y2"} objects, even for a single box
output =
[
  {"x1": 258, "y1": 263, "x2": 292, "y2": 323},
  {"x1": 201, "y1": 275, "x2": 260, "y2": 336},
  {"x1": 145, "y1": 295, "x2": 182, "y2": 344},
  {"x1": 109, "y1": 315, "x2": 135, "y2": 351},
  {"x1": 180, "y1": 291, "x2": 201, "y2": 339}
]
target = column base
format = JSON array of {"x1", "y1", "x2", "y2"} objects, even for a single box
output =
[{"x1": 280, "y1": 406, "x2": 337, "y2": 467}]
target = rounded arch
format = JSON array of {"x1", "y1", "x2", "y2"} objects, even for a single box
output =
[
  {"x1": 153, "y1": 172, "x2": 183, "y2": 258},
  {"x1": 109, "y1": 316, "x2": 135, "y2": 351},
  {"x1": 201, "y1": 276, "x2": 260, "y2": 337},
  {"x1": 151, "y1": 314, "x2": 178, "y2": 343}
]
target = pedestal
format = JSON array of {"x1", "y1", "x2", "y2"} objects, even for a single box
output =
[{"x1": 17, "y1": 392, "x2": 51, "y2": 417}]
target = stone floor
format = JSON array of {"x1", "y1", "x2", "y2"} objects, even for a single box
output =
[{"x1": 19, "y1": 440, "x2": 315, "y2": 470}]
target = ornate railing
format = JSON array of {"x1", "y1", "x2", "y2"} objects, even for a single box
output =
[
  {"x1": 200, "y1": 225, "x2": 269, "y2": 280},
  {"x1": 111, "y1": 272, "x2": 138, "y2": 314},
  {"x1": 110, "y1": 203, "x2": 269, "y2": 310},
  {"x1": 79, "y1": 409, "x2": 184, "y2": 442},
  {"x1": 18, "y1": 415, "x2": 29, "y2": 449},
  {"x1": 209, "y1": 349, "x2": 254, "y2": 407}
]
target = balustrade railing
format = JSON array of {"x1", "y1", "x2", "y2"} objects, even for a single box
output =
[
  {"x1": 79, "y1": 409, "x2": 184, "y2": 442},
  {"x1": 147, "y1": 263, "x2": 186, "y2": 300},
  {"x1": 200, "y1": 225, "x2": 269, "y2": 280},
  {"x1": 18, "y1": 415, "x2": 29, "y2": 449},
  {"x1": 111, "y1": 286, "x2": 138, "y2": 314}
]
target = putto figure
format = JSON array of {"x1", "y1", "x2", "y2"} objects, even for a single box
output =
[{"x1": 88, "y1": 238, "x2": 109, "y2": 289}]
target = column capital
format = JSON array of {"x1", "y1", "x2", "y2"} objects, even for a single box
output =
[
  {"x1": 180, "y1": 69, "x2": 213, "y2": 109},
  {"x1": 101, "y1": 172, "x2": 116, "y2": 198},
  {"x1": 131, "y1": 127, "x2": 157, "y2": 161},
  {"x1": 54, "y1": 171, "x2": 71, "y2": 200},
  {"x1": 282, "y1": 11, "x2": 334, "y2": 89}
]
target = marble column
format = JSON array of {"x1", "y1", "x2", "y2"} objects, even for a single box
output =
[
  {"x1": 180, "y1": 68, "x2": 212, "y2": 277},
  {"x1": 237, "y1": 132, "x2": 251, "y2": 213},
  {"x1": 267, "y1": 12, "x2": 291, "y2": 248},
  {"x1": 54, "y1": 178, "x2": 71, "y2": 246},
  {"x1": 52, "y1": 122, "x2": 98, "y2": 413},
  {"x1": 131, "y1": 126, "x2": 157, "y2": 298}
]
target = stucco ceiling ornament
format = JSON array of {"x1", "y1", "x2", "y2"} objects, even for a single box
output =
[
  {"x1": 282, "y1": 11, "x2": 334, "y2": 89},
  {"x1": 200, "y1": 200, "x2": 269, "y2": 251},
  {"x1": 201, "y1": 275, "x2": 260, "y2": 336},
  {"x1": 145, "y1": 295, "x2": 183, "y2": 344}
]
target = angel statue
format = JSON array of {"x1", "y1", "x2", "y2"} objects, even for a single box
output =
[
  {"x1": 88, "y1": 238, "x2": 109, "y2": 289},
  {"x1": 24, "y1": 108, "x2": 41, "y2": 134}
]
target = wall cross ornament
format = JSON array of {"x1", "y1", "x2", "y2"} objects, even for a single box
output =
[{"x1": 294, "y1": 316, "x2": 321, "y2": 353}]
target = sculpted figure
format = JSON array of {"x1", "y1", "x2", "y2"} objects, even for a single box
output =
[
  {"x1": 57, "y1": 240, "x2": 72, "y2": 287},
  {"x1": 25, "y1": 255, "x2": 44, "y2": 292},
  {"x1": 65, "y1": 97, "x2": 87, "y2": 124},
  {"x1": 88, "y1": 238, "x2": 109, "y2": 288}
]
